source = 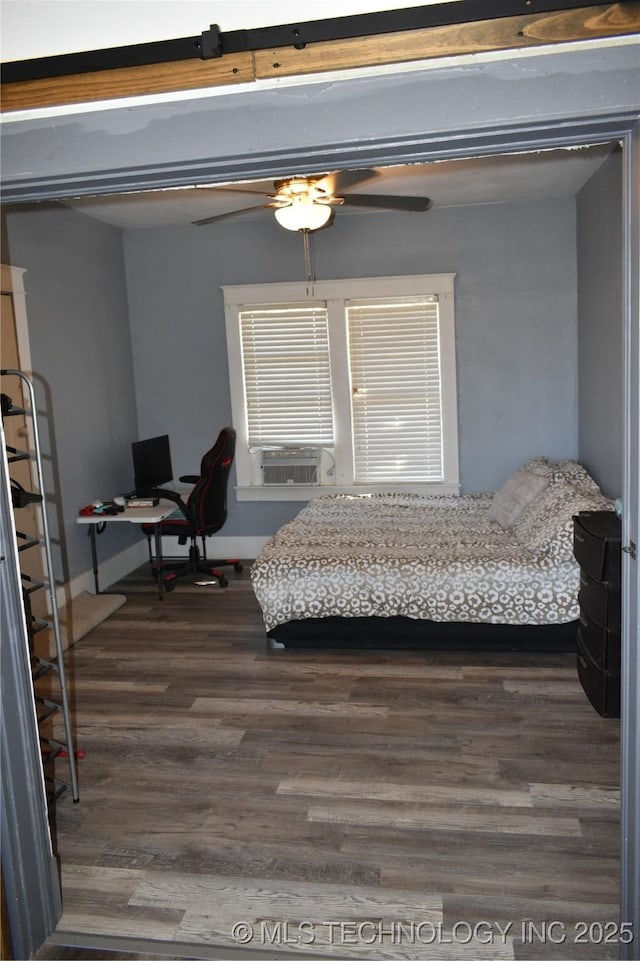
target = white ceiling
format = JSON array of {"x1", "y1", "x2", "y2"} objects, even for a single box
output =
[
  {"x1": 1, "y1": 0, "x2": 452, "y2": 62},
  {"x1": 62, "y1": 143, "x2": 616, "y2": 230}
]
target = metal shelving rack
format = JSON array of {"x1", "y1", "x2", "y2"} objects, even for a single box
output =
[{"x1": 1, "y1": 368, "x2": 79, "y2": 804}]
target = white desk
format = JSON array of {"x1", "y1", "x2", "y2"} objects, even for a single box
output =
[{"x1": 77, "y1": 500, "x2": 177, "y2": 600}]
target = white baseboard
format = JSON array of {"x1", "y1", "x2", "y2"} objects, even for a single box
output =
[
  {"x1": 62, "y1": 535, "x2": 270, "y2": 605},
  {"x1": 57, "y1": 540, "x2": 148, "y2": 606}
]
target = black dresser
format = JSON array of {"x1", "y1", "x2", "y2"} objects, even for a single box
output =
[{"x1": 572, "y1": 510, "x2": 622, "y2": 718}]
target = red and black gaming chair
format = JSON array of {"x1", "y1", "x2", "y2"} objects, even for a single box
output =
[{"x1": 141, "y1": 426, "x2": 242, "y2": 590}]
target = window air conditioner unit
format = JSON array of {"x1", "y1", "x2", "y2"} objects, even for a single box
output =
[{"x1": 261, "y1": 448, "x2": 321, "y2": 486}]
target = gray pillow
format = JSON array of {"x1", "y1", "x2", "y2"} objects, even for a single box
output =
[
  {"x1": 488, "y1": 467, "x2": 549, "y2": 529},
  {"x1": 513, "y1": 478, "x2": 612, "y2": 561},
  {"x1": 553, "y1": 459, "x2": 602, "y2": 495}
]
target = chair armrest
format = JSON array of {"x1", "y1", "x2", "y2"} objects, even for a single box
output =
[{"x1": 179, "y1": 474, "x2": 200, "y2": 484}]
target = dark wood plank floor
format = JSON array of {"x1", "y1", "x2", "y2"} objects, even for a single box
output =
[{"x1": 38, "y1": 563, "x2": 621, "y2": 961}]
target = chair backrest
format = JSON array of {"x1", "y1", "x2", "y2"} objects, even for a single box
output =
[{"x1": 187, "y1": 427, "x2": 236, "y2": 535}]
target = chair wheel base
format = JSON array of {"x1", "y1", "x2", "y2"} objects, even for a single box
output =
[
  {"x1": 208, "y1": 570, "x2": 228, "y2": 587},
  {"x1": 163, "y1": 572, "x2": 177, "y2": 592},
  {"x1": 149, "y1": 555, "x2": 242, "y2": 592}
]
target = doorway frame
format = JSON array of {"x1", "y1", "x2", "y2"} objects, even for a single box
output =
[{"x1": 1, "y1": 48, "x2": 638, "y2": 957}]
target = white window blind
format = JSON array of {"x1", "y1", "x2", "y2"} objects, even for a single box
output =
[
  {"x1": 347, "y1": 295, "x2": 444, "y2": 482},
  {"x1": 239, "y1": 303, "x2": 334, "y2": 447}
]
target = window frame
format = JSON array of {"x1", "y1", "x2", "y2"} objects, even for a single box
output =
[{"x1": 223, "y1": 273, "x2": 459, "y2": 500}]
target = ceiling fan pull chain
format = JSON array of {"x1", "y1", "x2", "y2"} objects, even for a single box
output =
[{"x1": 303, "y1": 229, "x2": 316, "y2": 295}]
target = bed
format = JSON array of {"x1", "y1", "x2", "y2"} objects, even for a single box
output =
[{"x1": 250, "y1": 457, "x2": 615, "y2": 651}]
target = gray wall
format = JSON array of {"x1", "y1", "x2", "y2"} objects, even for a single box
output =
[
  {"x1": 3, "y1": 205, "x2": 139, "y2": 581},
  {"x1": 576, "y1": 149, "x2": 623, "y2": 498},
  {"x1": 124, "y1": 195, "x2": 579, "y2": 535},
  {"x1": 5, "y1": 180, "x2": 617, "y2": 571}
]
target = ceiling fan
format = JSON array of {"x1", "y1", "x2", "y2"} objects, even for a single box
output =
[{"x1": 193, "y1": 168, "x2": 432, "y2": 233}]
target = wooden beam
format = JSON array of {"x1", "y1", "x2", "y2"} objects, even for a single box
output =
[
  {"x1": 255, "y1": 3, "x2": 640, "y2": 79},
  {"x1": 0, "y1": 51, "x2": 254, "y2": 113},
  {"x1": 1, "y1": 3, "x2": 638, "y2": 113}
]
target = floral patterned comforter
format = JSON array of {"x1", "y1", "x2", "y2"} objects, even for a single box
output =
[{"x1": 250, "y1": 492, "x2": 581, "y2": 632}]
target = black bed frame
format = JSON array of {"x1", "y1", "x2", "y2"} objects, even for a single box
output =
[{"x1": 268, "y1": 616, "x2": 578, "y2": 651}]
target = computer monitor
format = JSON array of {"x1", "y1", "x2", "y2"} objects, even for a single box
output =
[{"x1": 131, "y1": 434, "x2": 173, "y2": 494}]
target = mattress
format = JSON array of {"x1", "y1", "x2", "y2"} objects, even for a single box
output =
[{"x1": 250, "y1": 492, "x2": 582, "y2": 633}]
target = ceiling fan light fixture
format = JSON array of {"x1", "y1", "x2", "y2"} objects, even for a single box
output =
[{"x1": 274, "y1": 194, "x2": 332, "y2": 232}]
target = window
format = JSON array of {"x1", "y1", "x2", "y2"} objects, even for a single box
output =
[
  {"x1": 239, "y1": 303, "x2": 333, "y2": 447},
  {"x1": 224, "y1": 274, "x2": 458, "y2": 500},
  {"x1": 347, "y1": 295, "x2": 443, "y2": 483}
]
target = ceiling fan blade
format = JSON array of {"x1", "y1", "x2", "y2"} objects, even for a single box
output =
[
  {"x1": 341, "y1": 193, "x2": 432, "y2": 212},
  {"x1": 319, "y1": 168, "x2": 379, "y2": 195},
  {"x1": 193, "y1": 204, "x2": 268, "y2": 226}
]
